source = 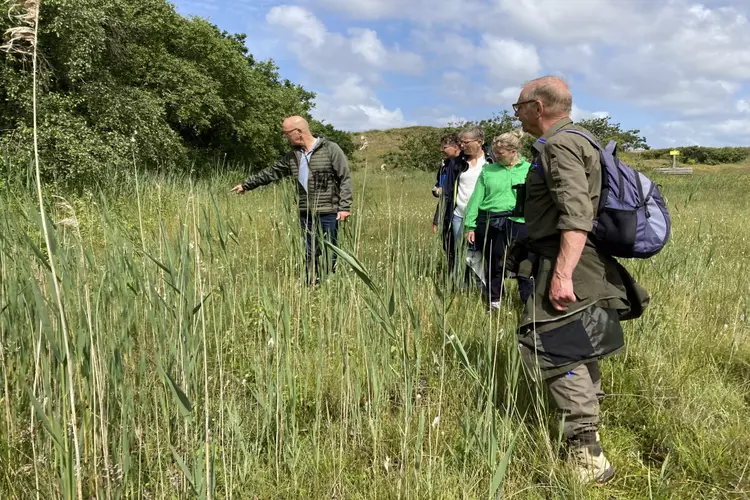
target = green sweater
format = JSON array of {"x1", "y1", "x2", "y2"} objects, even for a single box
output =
[{"x1": 464, "y1": 157, "x2": 531, "y2": 231}]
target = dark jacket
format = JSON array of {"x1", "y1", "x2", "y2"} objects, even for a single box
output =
[{"x1": 242, "y1": 137, "x2": 353, "y2": 214}]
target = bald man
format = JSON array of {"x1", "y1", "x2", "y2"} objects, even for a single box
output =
[
  {"x1": 232, "y1": 116, "x2": 353, "y2": 284},
  {"x1": 512, "y1": 76, "x2": 648, "y2": 484}
]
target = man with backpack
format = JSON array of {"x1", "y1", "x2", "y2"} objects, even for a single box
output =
[
  {"x1": 231, "y1": 116, "x2": 353, "y2": 285},
  {"x1": 512, "y1": 76, "x2": 652, "y2": 484}
]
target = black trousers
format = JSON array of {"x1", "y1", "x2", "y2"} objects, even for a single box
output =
[{"x1": 475, "y1": 216, "x2": 533, "y2": 303}]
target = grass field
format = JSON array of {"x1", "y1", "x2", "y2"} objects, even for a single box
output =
[{"x1": 1, "y1": 164, "x2": 749, "y2": 499}]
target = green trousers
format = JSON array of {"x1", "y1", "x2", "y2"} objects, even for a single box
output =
[{"x1": 546, "y1": 361, "x2": 605, "y2": 441}]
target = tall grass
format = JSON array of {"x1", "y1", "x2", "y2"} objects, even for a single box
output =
[{"x1": 0, "y1": 166, "x2": 749, "y2": 498}]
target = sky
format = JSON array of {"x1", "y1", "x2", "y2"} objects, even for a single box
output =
[{"x1": 172, "y1": 0, "x2": 750, "y2": 148}]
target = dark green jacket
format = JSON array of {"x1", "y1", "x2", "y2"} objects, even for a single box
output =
[{"x1": 242, "y1": 138, "x2": 353, "y2": 214}]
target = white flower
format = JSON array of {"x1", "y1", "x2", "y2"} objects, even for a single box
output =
[
  {"x1": 267, "y1": 337, "x2": 275, "y2": 349},
  {"x1": 432, "y1": 416, "x2": 440, "y2": 428}
]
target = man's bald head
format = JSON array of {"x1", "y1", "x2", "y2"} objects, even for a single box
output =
[
  {"x1": 521, "y1": 76, "x2": 572, "y2": 118},
  {"x1": 282, "y1": 115, "x2": 316, "y2": 149},
  {"x1": 282, "y1": 115, "x2": 310, "y2": 133}
]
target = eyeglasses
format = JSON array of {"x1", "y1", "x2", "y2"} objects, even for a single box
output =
[
  {"x1": 512, "y1": 99, "x2": 537, "y2": 112},
  {"x1": 282, "y1": 128, "x2": 301, "y2": 136},
  {"x1": 459, "y1": 139, "x2": 479, "y2": 146}
]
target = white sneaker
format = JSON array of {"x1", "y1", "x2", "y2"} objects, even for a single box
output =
[{"x1": 489, "y1": 301, "x2": 501, "y2": 311}]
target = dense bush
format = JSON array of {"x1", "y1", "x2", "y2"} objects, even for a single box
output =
[
  {"x1": 382, "y1": 112, "x2": 535, "y2": 171},
  {"x1": 0, "y1": 0, "x2": 351, "y2": 189},
  {"x1": 576, "y1": 116, "x2": 648, "y2": 151},
  {"x1": 310, "y1": 121, "x2": 356, "y2": 159},
  {"x1": 381, "y1": 112, "x2": 649, "y2": 172},
  {"x1": 639, "y1": 146, "x2": 750, "y2": 165}
]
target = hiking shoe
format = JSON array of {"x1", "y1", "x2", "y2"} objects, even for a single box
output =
[{"x1": 569, "y1": 440, "x2": 615, "y2": 485}]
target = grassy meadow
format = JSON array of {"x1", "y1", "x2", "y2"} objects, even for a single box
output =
[{"x1": 1, "y1": 163, "x2": 749, "y2": 499}]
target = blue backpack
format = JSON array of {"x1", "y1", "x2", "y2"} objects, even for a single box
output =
[{"x1": 535, "y1": 129, "x2": 671, "y2": 259}]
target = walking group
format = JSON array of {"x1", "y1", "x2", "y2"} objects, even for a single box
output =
[
  {"x1": 431, "y1": 127, "x2": 533, "y2": 309},
  {"x1": 232, "y1": 76, "x2": 670, "y2": 485}
]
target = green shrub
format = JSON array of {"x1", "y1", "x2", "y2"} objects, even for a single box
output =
[
  {"x1": 382, "y1": 112, "x2": 533, "y2": 171},
  {"x1": 640, "y1": 146, "x2": 750, "y2": 165}
]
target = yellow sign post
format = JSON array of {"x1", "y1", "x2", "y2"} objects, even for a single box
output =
[{"x1": 669, "y1": 150, "x2": 680, "y2": 167}]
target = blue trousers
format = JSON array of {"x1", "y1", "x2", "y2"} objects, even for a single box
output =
[{"x1": 299, "y1": 212, "x2": 338, "y2": 284}]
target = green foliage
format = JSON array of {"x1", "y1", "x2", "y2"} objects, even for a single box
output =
[
  {"x1": 576, "y1": 116, "x2": 649, "y2": 151},
  {"x1": 379, "y1": 113, "x2": 651, "y2": 172},
  {"x1": 640, "y1": 146, "x2": 750, "y2": 165},
  {"x1": 381, "y1": 127, "x2": 446, "y2": 171},
  {"x1": 382, "y1": 112, "x2": 528, "y2": 171},
  {"x1": 0, "y1": 0, "x2": 351, "y2": 188},
  {"x1": 310, "y1": 120, "x2": 356, "y2": 158}
]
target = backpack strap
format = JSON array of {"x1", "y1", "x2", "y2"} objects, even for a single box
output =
[
  {"x1": 533, "y1": 127, "x2": 615, "y2": 179},
  {"x1": 535, "y1": 129, "x2": 623, "y2": 221}
]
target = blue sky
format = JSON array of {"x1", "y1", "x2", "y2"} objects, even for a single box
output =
[{"x1": 172, "y1": 0, "x2": 750, "y2": 148}]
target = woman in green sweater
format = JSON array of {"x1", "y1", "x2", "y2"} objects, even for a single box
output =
[{"x1": 464, "y1": 130, "x2": 532, "y2": 309}]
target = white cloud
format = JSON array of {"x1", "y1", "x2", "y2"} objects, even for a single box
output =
[
  {"x1": 478, "y1": 35, "x2": 541, "y2": 83},
  {"x1": 266, "y1": 6, "x2": 326, "y2": 48},
  {"x1": 484, "y1": 86, "x2": 522, "y2": 108},
  {"x1": 309, "y1": 0, "x2": 484, "y2": 23},
  {"x1": 541, "y1": 43, "x2": 596, "y2": 76},
  {"x1": 312, "y1": 75, "x2": 412, "y2": 131},
  {"x1": 349, "y1": 28, "x2": 387, "y2": 66},
  {"x1": 266, "y1": 5, "x2": 424, "y2": 84},
  {"x1": 261, "y1": 0, "x2": 750, "y2": 142},
  {"x1": 495, "y1": 0, "x2": 647, "y2": 44},
  {"x1": 645, "y1": 117, "x2": 750, "y2": 147},
  {"x1": 438, "y1": 72, "x2": 472, "y2": 104},
  {"x1": 571, "y1": 104, "x2": 609, "y2": 122},
  {"x1": 437, "y1": 71, "x2": 521, "y2": 110},
  {"x1": 411, "y1": 30, "x2": 478, "y2": 69},
  {"x1": 265, "y1": 5, "x2": 421, "y2": 130}
]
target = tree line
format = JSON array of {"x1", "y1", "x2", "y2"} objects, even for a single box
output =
[
  {"x1": 0, "y1": 0, "x2": 354, "y2": 189},
  {"x1": 381, "y1": 112, "x2": 650, "y2": 172}
]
